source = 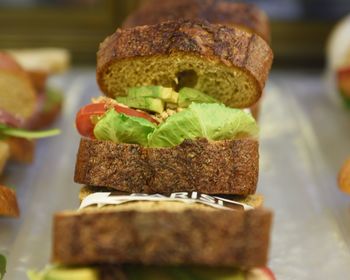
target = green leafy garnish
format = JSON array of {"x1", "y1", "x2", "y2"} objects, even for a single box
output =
[
  {"x1": 94, "y1": 103, "x2": 257, "y2": 148},
  {"x1": 0, "y1": 254, "x2": 6, "y2": 280},
  {"x1": 94, "y1": 109, "x2": 156, "y2": 146},
  {"x1": 148, "y1": 103, "x2": 258, "y2": 148},
  {"x1": 0, "y1": 124, "x2": 60, "y2": 139}
]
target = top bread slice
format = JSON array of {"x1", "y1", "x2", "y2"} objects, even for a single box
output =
[
  {"x1": 124, "y1": 0, "x2": 270, "y2": 43},
  {"x1": 53, "y1": 204, "x2": 272, "y2": 269},
  {"x1": 97, "y1": 20, "x2": 273, "y2": 109},
  {"x1": 74, "y1": 137, "x2": 258, "y2": 196},
  {"x1": 0, "y1": 52, "x2": 37, "y2": 121}
]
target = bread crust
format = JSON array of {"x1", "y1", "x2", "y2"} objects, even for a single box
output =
[
  {"x1": 97, "y1": 20, "x2": 273, "y2": 108},
  {"x1": 0, "y1": 185, "x2": 20, "y2": 217},
  {"x1": 124, "y1": 0, "x2": 270, "y2": 42},
  {"x1": 53, "y1": 207, "x2": 272, "y2": 269},
  {"x1": 75, "y1": 138, "x2": 258, "y2": 195}
]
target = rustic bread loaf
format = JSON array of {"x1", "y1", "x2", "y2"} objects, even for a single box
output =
[
  {"x1": 75, "y1": 138, "x2": 259, "y2": 195},
  {"x1": 53, "y1": 205, "x2": 272, "y2": 269},
  {"x1": 124, "y1": 0, "x2": 270, "y2": 42},
  {"x1": 97, "y1": 20, "x2": 273, "y2": 109},
  {"x1": 0, "y1": 52, "x2": 37, "y2": 121}
]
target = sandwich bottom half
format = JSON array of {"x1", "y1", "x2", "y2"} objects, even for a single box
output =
[{"x1": 28, "y1": 190, "x2": 274, "y2": 280}]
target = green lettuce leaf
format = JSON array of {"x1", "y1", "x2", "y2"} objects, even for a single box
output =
[
  {"x1": 148, "y1": 103, "x2": 258, "y2": 148},
  {"x1": 94, "y1": 109, "x2": 156, "y2": 146},
  {"x1": 0, "y1": 124, "x2": 60, "y2": 139},
  {"x1": 0, "y1": 254, "x2": 6, "y2": 280}
]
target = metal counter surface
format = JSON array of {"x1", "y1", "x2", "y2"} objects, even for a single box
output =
[{"x1": 1, "y1": 70, "x2": 350, "y2": 280}]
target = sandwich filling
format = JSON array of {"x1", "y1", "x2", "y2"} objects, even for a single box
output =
[
  {"x1": 75, "y1": 86, "x2": 258, "y2": 147},
  {"x1": 79, "y1": 191, "x2": 254, "y2": 211}
]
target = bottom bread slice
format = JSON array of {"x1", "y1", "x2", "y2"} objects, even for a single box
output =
[{"x1": 53, "y1": 203, "x2": 272, "y2": 269}]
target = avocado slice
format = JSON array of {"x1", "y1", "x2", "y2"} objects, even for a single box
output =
[
  {"x1": 189, "y1": 267, "x2": 245, "y2": 280},
  {"x1": 128, "y1": 86, "x2": 179, "y2": 103},
  {"x1": 125, "y1": 266, "x2": 176, "y2": 280},
  {"x1": 116, "y1": 97, "x2": 164, "y2": 114},
  {"x1": 27, "y1": 267, "x2": 99, "y2": 280},
  {"x1": 124, "y1": 265, "x2": 243, "y2": 280},
  {"x1": 178, "y1": 87, "x2": 218, "y2": 108}
]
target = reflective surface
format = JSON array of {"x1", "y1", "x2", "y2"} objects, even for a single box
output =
[{"x1": 1, "y1": 70, "x2": 350, "y2": 279}]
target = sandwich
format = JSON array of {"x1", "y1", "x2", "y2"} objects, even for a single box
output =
[
  {"x1": 123, "y1": 0, "x2": 271, "y2": 119},
  {"x1": 74, "y1": 19, "x2": 272, "y2": 194},
  {"x1": 7, "y1": 48, "x2": 70, "y2": 129},
  {"x1": 0, "y1": 52, "x2": 60, "y2": 217},
  {"x1": 0, "y1": 51, "x2": 63, "y2": 167},
  {"x1": 29, "y1": 17, "x2": 274, "y2": 279}
]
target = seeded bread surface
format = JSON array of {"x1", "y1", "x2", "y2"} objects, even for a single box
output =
[
  {"x1": 53, "y1": 206, "x2": 272, "y2": 269},
  {"x1": 75, "y1": 138, "x2": 259, "y2": 195}
]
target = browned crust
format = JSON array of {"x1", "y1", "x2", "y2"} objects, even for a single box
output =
[
  {"x1": 74, "y1": 138, "x2": 259, "y2": 195},
  {"x1": 52, "y1": 208, "x2": 272, "y2": 268},
  {"x1": 123, "y1": 0, "x2": 270, "y2": 43},
  {"x1": 97, "y1": 20, "x2": 273, "y2": 107},
  {"x1": 5, "y1": 137, "x2": 35, "y2": 163},
  {"x1": 0, "y1": 185, "x2": 20, "y2": 217}
]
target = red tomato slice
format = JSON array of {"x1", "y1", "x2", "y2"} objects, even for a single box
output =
[{"x1": 76, "y1": 102, "x2": 158, "y2": 138}]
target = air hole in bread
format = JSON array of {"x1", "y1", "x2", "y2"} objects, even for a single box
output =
[
  {"x1": 100, "y1": 54, "x2": 259, "y2": 108},
  {"x1": 175, "y1": 69, "x2": 198, "y2": 90}
]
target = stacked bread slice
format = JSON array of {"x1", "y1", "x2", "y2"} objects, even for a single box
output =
[
  {"x1": 30, "y1": 1, "x2": 275, "y2": 280},
  {"x1": 123, "y1": 0, "x2": 271, "y2": 119}
]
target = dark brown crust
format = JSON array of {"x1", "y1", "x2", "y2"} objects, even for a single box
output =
[
  {"x1": 97, "y1": 20, "x2": 273, "y2": 107},
  {"x1": 52, "y1": 208, "x2": 272, "y2": 268},
  {"x1": 123, "y1": 0, "x2": 270, "y2": 43},
  {"x1": 74, "y1": 138, "x2": 259, "y2": 195}
]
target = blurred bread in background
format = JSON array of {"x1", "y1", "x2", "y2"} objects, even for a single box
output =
[{"x1": 7, "y1": 48, "x2": 70, "y2": 74}]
